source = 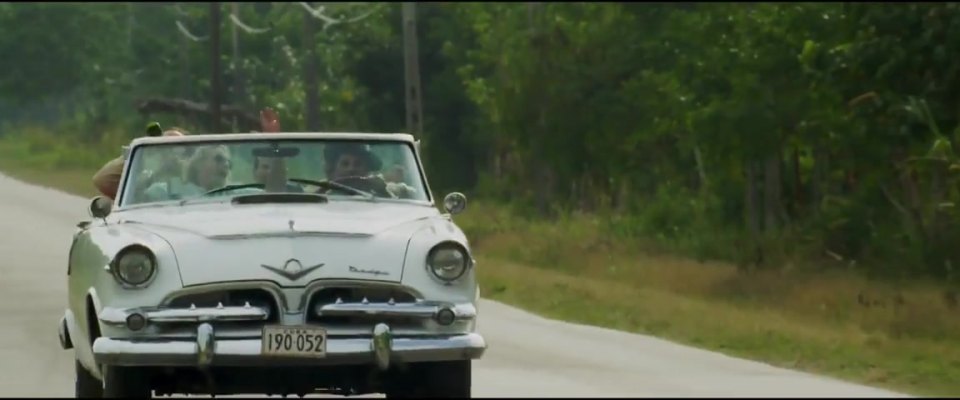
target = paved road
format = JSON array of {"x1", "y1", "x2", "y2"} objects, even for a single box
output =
[{"x1": 0, "y1": 173, "x2": 908, "y2": 398}]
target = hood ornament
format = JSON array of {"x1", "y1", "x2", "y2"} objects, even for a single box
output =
[
  {"x1": 288, "y1": 219, "x2": 296, "y2": 231},
  {"x1": 261, "y1": 258, "x2": 324, "y2": 281}
]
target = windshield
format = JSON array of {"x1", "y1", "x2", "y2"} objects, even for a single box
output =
[{"x1": 118, "y1": 138, "x2": 429, "y2": 207}]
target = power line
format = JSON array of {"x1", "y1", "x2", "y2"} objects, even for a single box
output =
[
  {"x1": 297, "y1": 2, "x2": 384, "y2": 31},
  {"x1": 229, "y1": 13, "x2": 270, "y2": 34},
  {"x1": 175, "y1": 20, "x2": 208, "y2": 42}
]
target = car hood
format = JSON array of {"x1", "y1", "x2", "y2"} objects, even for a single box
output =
[
  {"x1": 120, "y1": 201, "x2": 438, "y2": 238},
  {"x1": 118, "y1": 201, "x2": 441, "y2": 286}
]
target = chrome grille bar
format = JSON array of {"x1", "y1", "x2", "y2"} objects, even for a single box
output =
[
  {"x1": 314, "y1": 301, "x2": 476, "y2": 320},
  {"x1": 99, "y1": 304, "x2": 271, "y2": 326}
]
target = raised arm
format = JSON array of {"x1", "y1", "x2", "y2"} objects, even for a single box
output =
[
  {"x1": 92, "y1": 123, "x2": 189, "y2": 200},
  {"x1": 259, "y1": 108, "x2": 289, "y2": 192},
  {"x1": 92, "y1": 156, "x2": 125, "y2": 199}
]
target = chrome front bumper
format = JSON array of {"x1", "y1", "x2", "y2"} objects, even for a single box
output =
[
  {"x1": 92, "y1": 301, "x2": 485, "y2": 369},
  {"x1": 92, "y1": 323, "x2": 486, "y2": 368}
]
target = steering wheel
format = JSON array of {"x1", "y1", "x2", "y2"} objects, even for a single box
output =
[
  {"x1": 287, "y1": 178, "x2": 378, "y2": 198},
  {"x1": 328, "y1": 175, "x2": 393, "y2": 198}
]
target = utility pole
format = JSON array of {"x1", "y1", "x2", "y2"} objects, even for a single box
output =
[
  {"x1": 230, "y1": 1, "x2": 241, "y2": 132},
  {"x1": 402, "y1": 2, "x2": 423, "y2": 136},
  {"x1": 210, "y1": 2, "x2": 222, "y2": 133},
  {"x1": 179, "y1": 31, "x2": 189, "y2": 126},
  {"x1": 127, "y1": 3, "x2": 135, "y2": 52},
  {"x1": 180, "y1": 35, "x2": 190, "y2": 99},
  {"x1": 528, "y1": 2, "x2": 550, "y2": 216},
  {"x1": 303, "y1": 2, "x2": 320, "y2": 131},
  {"x1": 299, "y1": 2, "x2": 381, "y2": 131}
]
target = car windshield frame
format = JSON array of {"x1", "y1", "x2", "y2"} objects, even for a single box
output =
[{"x1": 114, "y1": 135, "x2": 435, "y2": 210}]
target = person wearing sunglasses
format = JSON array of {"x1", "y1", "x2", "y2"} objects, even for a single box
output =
[
  {"x1": 185, "y1": 145, "x2": 233, "y2": 192},
  {"x1": 138, "y1": 144, "x2": 234, "y2": 202}
]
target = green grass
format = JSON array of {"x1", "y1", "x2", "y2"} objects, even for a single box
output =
[
  {"x1": 458, "y1": 202, "x2": 960, "y2": 397},
  {"x1": 0, "y1": 161, "x2": 100, "y2": 198},
  {"x1": 2, "y1": 131, "x2": 958, "y2": 396},
  {"x1": 0, "y1": 125, "x2": 124, "y2": 197}
]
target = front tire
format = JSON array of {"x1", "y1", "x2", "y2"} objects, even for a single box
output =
[
  {"x1": 102, "y1": 365, "x2": 151, "y2": 398},
  {"x1": 75, "y1": 360, "x2": 103, "y2": 398},
  {"x1": 385, "y1": 360, "x2": 471, "y2": 398}
]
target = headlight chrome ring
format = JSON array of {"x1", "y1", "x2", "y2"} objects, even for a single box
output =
[
  {"x1": 426, "y1": 242, "x2": 471, "y2": 284},
  {"x1": 109, "y1": 245, "x2": 158, "y2": 289}
]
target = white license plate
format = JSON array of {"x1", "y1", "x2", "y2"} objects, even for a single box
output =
[{"x1": 261, "y1": 325, "x2": 327, "y2": 358}]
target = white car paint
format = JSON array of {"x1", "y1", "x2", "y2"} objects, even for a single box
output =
[{"x1": 63, "y1": 132, "x2": 480, "y2": 387}]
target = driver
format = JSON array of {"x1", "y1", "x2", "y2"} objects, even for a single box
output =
[
  {"x1": 325, "y1": 143, "x2": 381, "y2": 180},
  {"x1": 320, "y1": 143, "x2": 392, "y2": 197}
]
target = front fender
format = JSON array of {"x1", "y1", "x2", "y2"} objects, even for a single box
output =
[
  {"x1": 401, "y1": 217, "x2": 477, "y2": 304},
  {"x1": 79, "y1": 223, "x2": 184, "y2": 307},
  {"x1": 69, "y1": 222, "x2": 185, "y2": 352}
]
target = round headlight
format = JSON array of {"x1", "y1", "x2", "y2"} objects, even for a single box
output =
[
  {"x1": 427, "y1": 244, "x2": 469, "y2": 282},
  {"x1": 113, "y1": 247, "x2": 156, "y2": 287}
]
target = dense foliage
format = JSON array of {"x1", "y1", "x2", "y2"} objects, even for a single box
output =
[{"x1": 2, "y1": 2, "x2": 959, "y2": 279}]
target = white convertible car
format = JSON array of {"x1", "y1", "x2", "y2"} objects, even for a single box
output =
[{"x1": 59, "y1": 132, "x2": 485, "y2": 398}]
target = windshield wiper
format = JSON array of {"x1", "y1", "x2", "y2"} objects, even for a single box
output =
[{"x1": 203, "y1": 183, "x2": 265, "y2": 196}]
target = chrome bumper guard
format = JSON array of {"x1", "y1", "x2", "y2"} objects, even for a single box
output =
[{"x1": 93, "y1": 301, "x2": 485, "y2": 369}]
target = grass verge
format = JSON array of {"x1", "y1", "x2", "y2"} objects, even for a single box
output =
[
  {"x1": 1, "y1": 134, "x2": 956, "y2": 396},
  {"x1": 462, "y1": 204, "x2": 960, "y2": 397}
]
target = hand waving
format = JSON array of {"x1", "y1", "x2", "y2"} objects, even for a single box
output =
[{"x1": 260, "y1": 107, "x2": 281, "y2": 133}]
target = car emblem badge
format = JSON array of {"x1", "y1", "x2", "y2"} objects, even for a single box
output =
[
  {"x1": 349, "y1": 266, "x2": 390, "y2": 277},
  {"x1": 261, "y1": 258, "x2": 324, "y2": 281},
  {"x1": 288, "y1": 220, "x2": 295, "y2": 231}
]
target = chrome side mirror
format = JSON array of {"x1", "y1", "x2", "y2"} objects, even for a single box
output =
[
  {"x1": 442, "y1": 192, "x2": 467, "y2": 215},
  {"x1": 89, "y1": 196, "x2": 112, "y2": 220}
]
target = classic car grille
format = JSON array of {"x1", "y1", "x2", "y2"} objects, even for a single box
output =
[
  {"x1": 166, "y1": 288, "x2": 280, "y2": 325},
  {"x1": 306, "y1": 285, "x2": 420, "y2": 326}
]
